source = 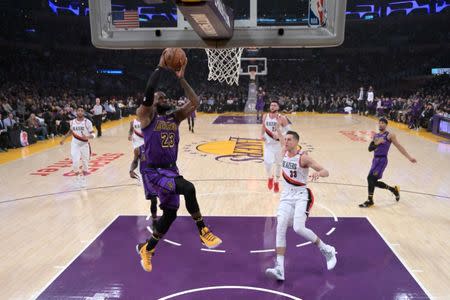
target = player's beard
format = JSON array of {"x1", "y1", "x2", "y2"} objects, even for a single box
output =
[{"x1": 156, "y1": 103, "x2": 172, "y2": 115}]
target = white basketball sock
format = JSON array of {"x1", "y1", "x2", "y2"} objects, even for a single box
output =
[
  {"x1": 276, "y1": 254, "x2": 285, "y2": 268},
  {"x1": 317, "y1": 239, "x2": 327, "y2": 251}
]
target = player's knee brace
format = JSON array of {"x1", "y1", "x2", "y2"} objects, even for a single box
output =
[{"x1": 154, "y1": 209, "x2": 177, "y2": 236}]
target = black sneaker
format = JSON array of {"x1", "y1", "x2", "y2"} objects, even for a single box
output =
[{"x1": 359, "y1": 200, "x2": 374, "y2": 208}]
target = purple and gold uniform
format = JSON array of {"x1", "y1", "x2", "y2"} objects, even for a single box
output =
[
  {"x1": 138, "y1": 145, "x2": 157, "y2": 199},
  {"x1": 141, "y1": 113, "x2": 181, "y2": 210},
  {"x1": 369, "y1": 131, "x2": 391, "y2": 179}
]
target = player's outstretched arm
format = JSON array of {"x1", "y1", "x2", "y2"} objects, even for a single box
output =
[
  {"x1": 389, "y1": 133, "x2": 417, "y2": 163},
  {"x1": 275, "y1": 123, "x2": 285, "y2": 146},
  {"x1": 175, "y1": 61, "x2": 199, "y2": 123},
  {"x1": 260, "y1": 113, "x2": 266, "y2": 140},
  {"x1": 302, "y1": 155, "x2": 329, "y2": 181},
  {"x1": 129, "y1": 148, "x2": 140, "y2": 179},
  {"x1": 137, "y1": 56, "x2": 167, "y2": 128},
  {"x1": 128, "y1": 121, "x2": 133, "y2": 141}
]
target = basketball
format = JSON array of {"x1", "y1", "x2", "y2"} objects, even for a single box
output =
[{"x1": 162, "y1": 48, "x2": 187, "y2": 71}]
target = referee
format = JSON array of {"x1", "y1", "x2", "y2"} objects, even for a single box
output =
[{"x1": 91, "y1": 98, "x2": 104, "y2": 137}]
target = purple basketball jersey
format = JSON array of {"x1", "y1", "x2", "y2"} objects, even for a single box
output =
[
  {"x1": 369, "y1": 131, "x2": 391, "y2": 178},
  {"x1": 142, "y1": 113, "x2": 180, "y2": 165},
  {"x1": 256, "y1": 92, "x2": 265, "y2": 111},
  {"x1": 373, "y1": 131, "x2": 391, "y2": 157},
  {"x1": 138, "y1": 145, "x2": 147, "y2": 174},
  {"x1": 138, "y1": 145, "x2": 158, "y2": 198}
]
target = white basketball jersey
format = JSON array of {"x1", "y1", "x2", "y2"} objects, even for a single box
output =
[
  {"x1": 281, "y1": 150, "x2": 309, "y2": 190},
  {"x1": 263, "y1": 114, "x2": 279, "y2": 145},
  {"x1": 132, "y1": 119, "x2": 144, "y2": 149},
  {"x1": 70, "y1": 118, "x2": 93, "y2": 145}
]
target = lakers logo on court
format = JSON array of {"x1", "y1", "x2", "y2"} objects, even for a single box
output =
[
  {"x1": 197, "y1": 137, "x2": 263, "y2": 164},
  {"x1": 189, "y1": 137, "x2": 314, "y2": 164}
]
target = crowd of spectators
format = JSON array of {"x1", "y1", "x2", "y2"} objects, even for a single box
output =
[{"x1": 0, "y1": 6, "x2": 449, "y2": 152}]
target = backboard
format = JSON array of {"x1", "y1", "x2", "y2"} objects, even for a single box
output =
[{"x1": 88, "y1": 0, "x2": 347, "y2": 49}]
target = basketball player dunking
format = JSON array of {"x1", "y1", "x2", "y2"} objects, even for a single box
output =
[
  {"x1": 265, "y1": 125, "x2": 337, "y2": 281},
  {"x1": 129, "y1": 145, "x2": 159, "y2": 228},
  {"x1": 261, "y1": 101, "x2": 289, "y2": 193},
  {"x1": 136, "y1": 53, "x2": 222, "y2": 272},
  {"x1": 60, "y1": 107, "x2": 95, "y2": 187},
  {"x1": 359, "y1": 117, "x2": 417, "y2": 207}
]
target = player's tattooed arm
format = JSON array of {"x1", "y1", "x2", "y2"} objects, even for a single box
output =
[
  {"x1": 138, "y1": 66, "x2": 164, "y2": 128},
  {"x1": 129, "y1": 148, "x2": 139, "y2": 179},
  {"x1": 260, "y1": 114, "x2": 266, "y2": 140},
  {"x1": 368, "y1": 141, "x2": 377, "y2": 152},
  {"x1": 275, "y1": 122, "x2": 286, "y2": 149},
  {"x1": 128, "y1": 121, "x2": 133, "y2": 141},
  {"x1": 175, "y1": 62, "x2": 199, "y2": 123}
]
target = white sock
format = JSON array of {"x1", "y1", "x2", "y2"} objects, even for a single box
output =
[
  {"x1": 276, "y1": 255, "x2": 285, "y2": 268},
  {"x1": 317, "y1": 240, "x2": 327, "y2": 251}
]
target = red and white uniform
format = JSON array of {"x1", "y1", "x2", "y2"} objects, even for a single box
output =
[
  {"x1": 70, "y1": 118, "x2": 93, "y2": 172},
  {"x1": 278, "y1": 150, "x2": 314, "y2": 224},
  {"x1": 263, "y1": 113, "x2": 283, "y2": 166},
  {"x1": 131, "y1": 119, "x2": 144, "y2": 149}
]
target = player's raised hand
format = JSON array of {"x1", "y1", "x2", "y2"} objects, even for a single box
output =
[
  {"x1": 129, "y1": 170, "x2": 139, "y2": 179},
  {"x1": 158, "y1": 49, "x2": 168, "y2": 68},
  {"x1": 176, "y1": 58, "x2": 187, "y2": 79},
  {"x1": 410, "y1": 157, "x2": 417, "y2": 163},
  {"x1": 309, "y1": 172, "x2": 320, "y2": 181}
]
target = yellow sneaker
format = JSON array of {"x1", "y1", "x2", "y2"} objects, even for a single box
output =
[
  {"x1": 200, "y1": 227, "x2": 222, "y2": 249},
  {"x1": 394, "y1": 185, "x2": 400, "y2": 201},
  {"x1": 136, "y1": 242, "x2": 155, "y2": 272}
]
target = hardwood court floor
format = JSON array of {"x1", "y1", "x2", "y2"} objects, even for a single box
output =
[{"x1": 0, "y1": 113, "x2": 449, "y2": 299}]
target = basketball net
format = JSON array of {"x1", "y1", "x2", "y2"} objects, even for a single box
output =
[{"x1": 205, "y1": 48, "x2": 244, "y2": 86}]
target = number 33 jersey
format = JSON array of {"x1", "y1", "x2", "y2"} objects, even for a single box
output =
[{"x1": 281, "y1": 150, "x2": 309, "y2": 193}]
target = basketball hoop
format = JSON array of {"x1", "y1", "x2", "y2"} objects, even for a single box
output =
[
  {"x1": 205, "y1": 48, "x2": 244, "y2": 86},
  {"x1": 249, "y1": 70, "x2": 256, "y2": 81}
]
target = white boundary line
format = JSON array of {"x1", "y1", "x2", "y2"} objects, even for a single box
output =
[
  {"x1": 325, "y1": 227, "x2": 336, "y2": 236},
  {"x1": 157, "y1": 285, "x2": 302, "y2": 300},
  {"x1": 296, "y1": 241, "x2": 312, "y2": 248},
  {"x1": 146, "y1": 226, "x2": 182, "y2": 247},
  {"x1": 32, "y1": 214, "x2": 120, "y2": 300},
  {"x1": 316, "y1": 203, "x2": 338, "y2": 222},
  {"x1": 250, "y1": 249, "x2": 275, "y2": 254},
  {"x1": 366, "y1": 217, "x2": 433, "y2": 299},
  {"x1": 250, "y1": 204, "x2": 339, "y2": 253},
  {"x1": 200, "y1": 248, "x2": 227, "y2": 253}
]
